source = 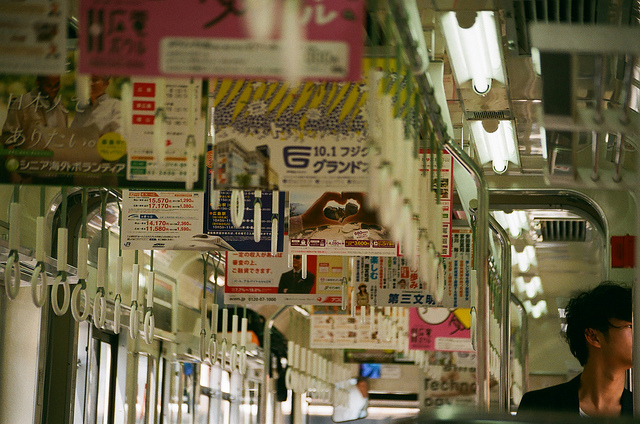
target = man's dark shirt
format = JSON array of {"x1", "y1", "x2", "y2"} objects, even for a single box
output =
[
  {"x1": 518, "y1": 374, "x2": 633, "y2": 417},
  {"x1": 277, "y1": 270, "x2": 315, "y2": 294}
]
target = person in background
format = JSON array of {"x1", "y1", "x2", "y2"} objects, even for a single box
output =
[
  {"x1": 70, "y1": 75, "x2": 121, "y2": 136},
  {"x1": 277, "y1": 254, "x2": 315, "y2": 294},
  {"x1": 518, "y1": 282, "x2": 632, "y2": 417}
]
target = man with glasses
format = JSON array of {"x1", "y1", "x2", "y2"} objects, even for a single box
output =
[{"x1": 518, "y1": 282, "x2": 632, "y2": 417}]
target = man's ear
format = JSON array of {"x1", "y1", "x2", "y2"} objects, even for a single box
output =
[{"x1": 585, "y1": 328, "x2": 601, "y2": 348}]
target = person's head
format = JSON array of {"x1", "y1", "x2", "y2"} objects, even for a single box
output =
[
  {"x1": 356, "y1": 376, "x2": 369, "y2": 398},
  {"x1": 292, "y1": 255, "x2": 302, "y2": 271},
  {"x1": 90, "y1": 75, "x2": 110, "y2": 102},
  {"x1": 564, "y1": 282, "x2": 632, "y2": 366},
  {"x1": 36, "y1": 75, "x2": 61, "y2": 100},
  {"x1": 398, "y1": 279, "x2": 407, "y2": 289},
  {"x1": 358, "y1": 284, "x2": 366, "y2": 294}
]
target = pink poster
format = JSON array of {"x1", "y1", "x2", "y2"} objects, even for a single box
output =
[
  {"x1": 78, "y1": 0, "x2": 364, "y2": 81},
  {"x1": 408, "y1": 308, "x2": 473, "y2": 352}
]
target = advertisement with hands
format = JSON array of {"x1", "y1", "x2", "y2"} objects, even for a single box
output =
[{"x1": 289, "y1": 191, "x2": 397, "y2": 256}]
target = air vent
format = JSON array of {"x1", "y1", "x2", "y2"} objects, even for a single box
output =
[
  {"x1": 465, "y1": 110, "x2": 511, "y2": 120},
  {"x1": 540, "y1": 220, "x2": 587, "y2": 242}
]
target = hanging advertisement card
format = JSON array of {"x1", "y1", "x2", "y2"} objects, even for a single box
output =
[
  {"x1": 0, "y1": 0, "x2": 67, "y2": 75},
  {"x1": 419, "y1": 351, "x2": 477, "y2": 409},
  {"x1": 422, "y1": 149, "x2": 454, "y2": 257},
  {"x1": 211, "y1": 79, "x2": 368, "y2": 191},
  {"x1": 224, "y1": 253, "x2": 344, "y2": 305},
  {"x1": 309, "y1": 307, "x2": 408, "y2": 350},
  {"x1": 121, "y1": 189, "x2": 285, "y2": 251},
  {"x1": 408, "y1": 308, "x2": 473, "y2": 352},
  {"x1": 353, "y1": 241, "x2": 472, "y2": 308},
  {"x1": 0, "y1": 73, "x2": 206, "y2": 188},
  {"x1": 289, "y1": 191, "x2": 397, "y2": 256},
  {"x1": 78, "y1": 0, "x2": 364, "y2": 81}
]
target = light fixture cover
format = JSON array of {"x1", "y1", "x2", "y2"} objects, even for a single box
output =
[
  {"x1": 440, "y1": 11, "x2": 506, "y2": 94},
  {"x1": 470, "y1": 120, "x2": 519, "y2": 173}
]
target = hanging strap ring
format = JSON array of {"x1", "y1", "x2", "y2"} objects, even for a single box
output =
[
  {"x1": 30, "y1": 261, "x2": 48, "y2": 307},
  {"x1": 51, "y1": 272, "x2": 70, "y2": 316},
  {"x1": 200, "y1": 329, "x2": 208, "y2": 364},
  {"x1": 129, "y1": 301, "x2": 139, "y2": 339},
  {"x1": 143, "y1": 308, "x2": 155, "y2": 344},
  {"x1": 4, "y1": 250, "x2": 20, "y2": 300},
  {"x1": 93, "y1": 287, "x2": 106, "y2": 328},
  {"x1": 70, "y1": 280, "x2": 91, "y2": 322}
]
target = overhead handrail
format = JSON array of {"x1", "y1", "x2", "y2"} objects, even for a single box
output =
[
  {"x1": 143, "y1": 250, "x2": 155, "y2": 344},
  {"x1": 71, "y1": 188, "x2": 91, "y2": 322},
  {"x1": 5, "y1": 186, "x2": 21, "y2": 300},
  {"x1": 31, "y1": 187, "x2": 48, "y2": 307},
  {"x1": 52, "y1": 188, "x2": 70, "y2": 315}
]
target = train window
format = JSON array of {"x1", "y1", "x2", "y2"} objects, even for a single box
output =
[
  {"x1": 135, "y1": 354, "x2": 157, "y2": 424},
  {"x1": 73, "y1": 321, "x2": 118, "y2": 424}
]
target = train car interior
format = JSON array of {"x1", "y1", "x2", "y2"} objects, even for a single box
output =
[{"x1": 0, "y1": 0, "x2": 638, "y2": 423}]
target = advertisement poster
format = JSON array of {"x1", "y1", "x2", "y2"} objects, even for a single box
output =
[
  {"x1": 353, "y1": 250, "x2": 472, "y2": 308},
  {"x1": 443, "y1": 228, "x2": 473, "y2": 308},
  {"x1": 419, "y1": 351, "x2": 477, "y2": 409},
  {"x1": 78, "y1": 0, "x2": 364, "y2": 81},
  {"x1": 121, "y1": 189, "x2": 286, "y2": 251},
  {"x1": 289, "y1": 191, "x2": 397, "y2": 256},
  {"x1": 408, "y1": 308, "x2": 473, "y2": 352},
  {"x1": 211, "y1": 79, "x2": 369, "y2": 191},
  {"x1": 0, "y1": 73, "x2": 206, "y2": 188},
  {"x1": 309, "y1": 311, "x2": 407, "y2": 350},
  {"x1": 422, "y1": 149, "x2": 453, "y2": 257},
  {"x1": 0, "y1": 0, "x2": 67, "y2": 75},
  {"x1": 224, "y1": 253, "x2": 344, "y2": 305},
  {"x1": 126, "y1": 78, "x2": 204, "y2": 185}
]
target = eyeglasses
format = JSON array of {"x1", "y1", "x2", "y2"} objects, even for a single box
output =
[{"x1": 608, "y1": 322, "x2": 633, "y2": 330}]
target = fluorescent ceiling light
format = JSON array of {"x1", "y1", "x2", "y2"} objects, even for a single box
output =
[
  {"x1": 512, "y1": 245, "x2": 537, "y2": 273},
  {"x1": 440, "y1": 11, "x2": 505, "y2": 95},
  {"x1": 523, "y1": 299, "x2": 548, "y2": 319},
  {"x1": 470, "y1": 120, "x2": 519, "y2": 173},
  {"x1": 493, "y1": 210, "x2": 530, "y2": 238}
]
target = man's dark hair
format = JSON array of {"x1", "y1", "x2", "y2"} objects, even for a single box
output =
[{"x1": 564, "y1": 282, "x2": 631, "y2": 366}]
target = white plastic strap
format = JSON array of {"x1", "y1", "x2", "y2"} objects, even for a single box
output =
[
  {"x1": 271, "y1": 217, "x2": 278, "y2": 254},
  {"x1": 120, "y1": 82, "x2": 133, "y2": 141},
  {"x1": 241, "y1": 317, "x2": 248, "y2": 349},
  {"x1": 115, "y1": 256, "x2": 123, "y2": 297},
  {"x1": 131, "y1": 263, "x2": 139, "y2": 302},
  {"x1": 97, "y1": 247, "x2": 107, "y2": 288},
  {"x1": 77, "y1": 238, "x2": 89, "y2": 280},
  {"x1": 301, "y1": 254, "x2": 307, "y2": 279},
  {"x1": 9, "y1": 202, "x2": 20, "y2": 251},
  {"x1": 57, "y1": 228, "x2": 68, "y2": 272},
  {"x1": 253, "y1": 190, "x2": 261, "y2": 242},
  {"x1": 143, "y1": 310, "x2": 155, "y2": 344},
  {"x1": 231, "y1": 313, "x2": 238, "y2": 347},
  {"x1": 147, "y1": 271, "x2": 155, "y2": 309},
  {"x1": 35, "y1": 217, "x2": 45, "y2": 262},
  {"x1": 76, "y1": 74, "x2": 90, "y2": 107}
]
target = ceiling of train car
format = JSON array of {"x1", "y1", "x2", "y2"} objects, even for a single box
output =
[{"x1": 68, "y1": 0, "x2": 637, "y2": 377}]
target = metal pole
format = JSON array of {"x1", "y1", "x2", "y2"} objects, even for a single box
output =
[
  {"x1": 489, "y1": 215, "x2": 512, "y2": 412},
  {"x1": 260, "y1": 306, "x2": 289, "y2": 424},
  {"x1": 511, "y1": 294, "x2": 529, "y2": 396}
]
